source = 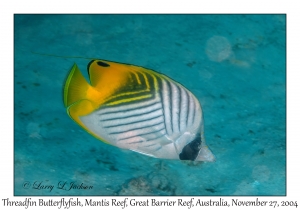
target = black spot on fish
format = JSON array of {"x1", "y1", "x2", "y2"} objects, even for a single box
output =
[
  {"x1": 179, "y1": 133, "x2": 202, "y2": 161},
  {"x1": 97, "y1": 61, "x2": 110, "y2": 67}
]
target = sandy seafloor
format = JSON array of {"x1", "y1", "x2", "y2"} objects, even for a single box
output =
[{"x1": 14, "y1": 14, "x2": 286, "y2": 196}]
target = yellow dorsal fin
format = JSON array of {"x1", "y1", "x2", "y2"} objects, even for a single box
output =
[
  {"x1": 88, "y1": 60, "x2": 129, "y2": 89},
  {"x1": 87, "y1": 60, "x2": 103, "y2": 87}
]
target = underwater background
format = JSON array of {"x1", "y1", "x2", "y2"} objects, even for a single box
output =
[{"x1": 14, "y1": 14, "x2": 286, "y2": 196}]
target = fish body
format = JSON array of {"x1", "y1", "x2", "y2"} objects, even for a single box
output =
[{"x1": 64, "y1": 59, "x2": 215, "y2": 162}]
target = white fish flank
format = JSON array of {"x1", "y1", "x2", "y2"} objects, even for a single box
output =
[{"x1": 80, "y1": 69, "x2": 201, "y2": 156}]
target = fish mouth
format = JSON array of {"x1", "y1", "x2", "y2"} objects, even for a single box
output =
[{"x1": 195, "y1": 146, "x2": 216, "y2": 162}]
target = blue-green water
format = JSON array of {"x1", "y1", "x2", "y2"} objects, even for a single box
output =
[{"x1": 14, "y1": 14, "x2": 286, "y2": 195}]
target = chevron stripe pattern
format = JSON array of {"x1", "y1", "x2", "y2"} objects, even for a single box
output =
[{"x1": 80, "y1": 67, "x2": 201, "y2": 156}]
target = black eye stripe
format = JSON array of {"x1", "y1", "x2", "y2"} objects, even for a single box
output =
[
  {"x1": 97, "y1": 61, "x2": 110, "y2": 67},
  {"x1": 179, "y1": 134, "x2": 202, "y2": 161}
]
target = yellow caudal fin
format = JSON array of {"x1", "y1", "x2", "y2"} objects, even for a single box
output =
[
  {"x1": 64, "y1": 64, "x2": 91, "y2": 107},
  {"x1": 64, "y1": 64, "x2": 103, "y2": 141}
]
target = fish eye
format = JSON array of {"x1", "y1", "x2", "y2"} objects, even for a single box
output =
[{"x1": 97, "y1": 61, "x2": 110, "y2": 67}]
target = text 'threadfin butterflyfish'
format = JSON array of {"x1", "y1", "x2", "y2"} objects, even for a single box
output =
[{"x1": 64, "y1": 59, "x2": 215, "y2": 162}]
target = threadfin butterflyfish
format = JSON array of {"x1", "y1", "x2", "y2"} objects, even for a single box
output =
[{"x1": 64, "y1": 59, "x2": 215, "y2": 162}]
